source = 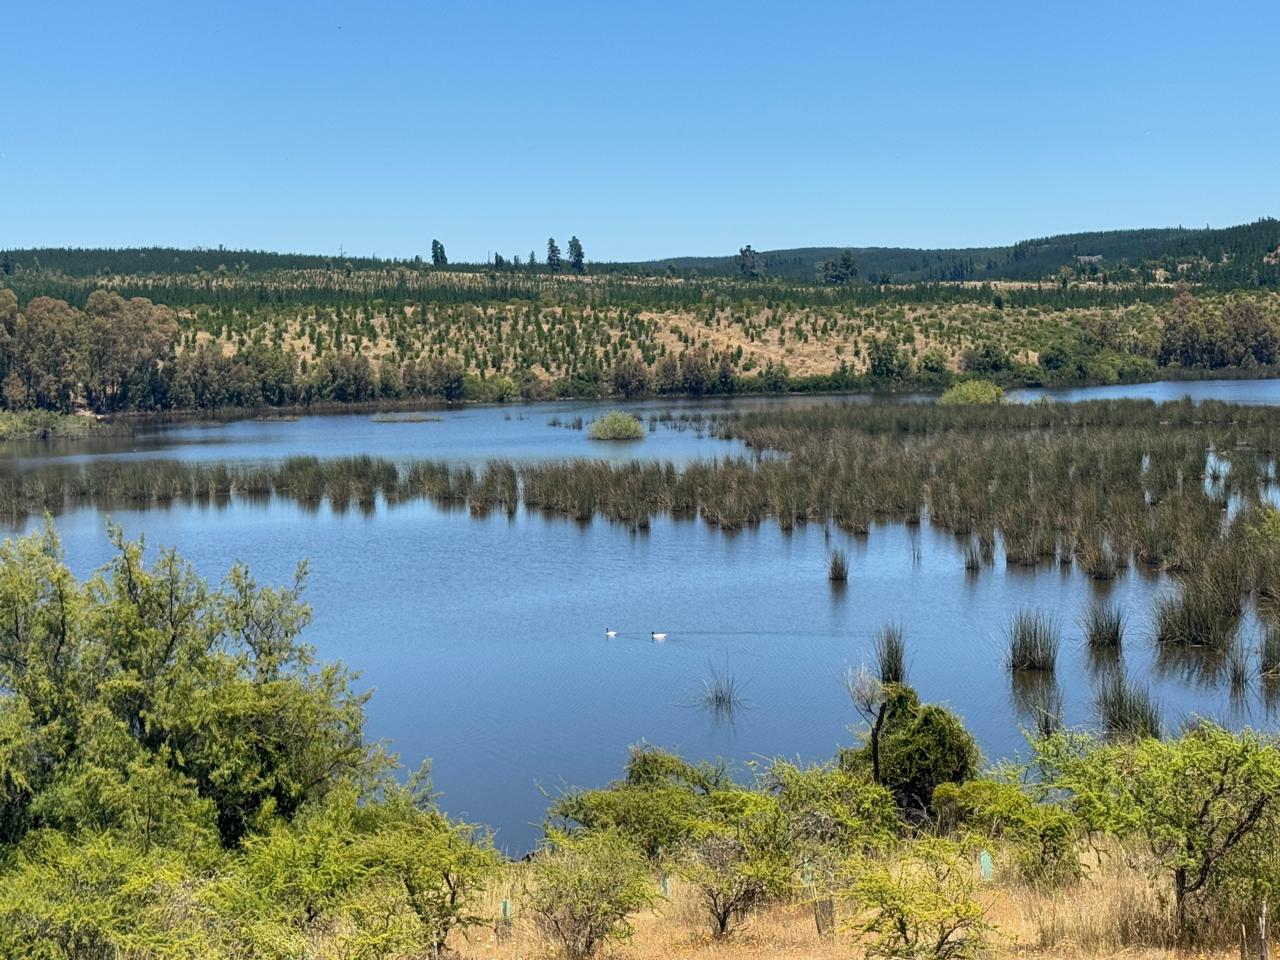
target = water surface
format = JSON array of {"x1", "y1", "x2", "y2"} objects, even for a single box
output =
[{"x1": 5, "y1": 378, "x2": 1279, "y2": 851}]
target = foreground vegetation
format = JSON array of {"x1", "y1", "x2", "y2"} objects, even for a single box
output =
[{"x1": 0, "y1": 528, "x2": 1275, "y2": 959}]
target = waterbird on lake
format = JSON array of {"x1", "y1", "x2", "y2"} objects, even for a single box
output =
[
  {"x1": 605, "y1": 628, "x2": 618, "y2": 638},
  {"x1": 651, "y1": 632, "x2": 668, "y2": 641}
]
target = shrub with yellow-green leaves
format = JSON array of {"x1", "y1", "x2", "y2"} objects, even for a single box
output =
[
  {"x1": 844, "y1": 837, "x2": 993, "y2": 960},
  {"x1": 525, "y1": 829, "x2": 657, "y2": 960},
  {"x1": 933, "y1": 778, "x2": 1081, "y2": 886}
]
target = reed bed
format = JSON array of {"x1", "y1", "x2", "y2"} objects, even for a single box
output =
[{"x1": 6, "y1": 399, "x2": 1280, "y2": 656}]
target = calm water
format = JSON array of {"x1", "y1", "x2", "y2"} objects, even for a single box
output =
[{"x1": 5, "y1": 379, "x2": 1280, "y2": 851}]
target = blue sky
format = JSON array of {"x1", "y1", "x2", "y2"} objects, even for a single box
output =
[{"x1": 2, "y1": 1, "x2": 1277, "y2": 261}]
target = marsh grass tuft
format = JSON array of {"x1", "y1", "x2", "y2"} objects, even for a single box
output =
[
  {"x1": 1081, "y1": 601, "x2": 1124, "y2": 650},
  {"x1": 872, "y1": 624, "x2": 908, "y2": 685},
  {"x1": 1006, "y1": 610, "x2": 1060, "y2": 672},
  {"x1": 697, "y1": 661, "x2": 745, "y2": 720},
  {"x1": 1154, "y1": 585, "x2": 1240, "y2": 649},
  {"x1": 828, "y1": 548, "x2": 849, "y2": 582}
]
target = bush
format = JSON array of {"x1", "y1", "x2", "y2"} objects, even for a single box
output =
[
  {"x1": 586, "y1": 410, "x2": 644, "y2": 440},
  {"x1": 768, "y1": 761, "x2": 899, "y2": 870},
  {"x1": 526, "y1": 830, "x2": 656, "y2": 959},
  {"x1": 679, "y1": 791, "x2": 794, "y2": 937},
  {"x1": 550, "y1": 747, "x2": 727, "y2": 860},
  {"x1": 939, "y1": 380, "x2": 1005, "y2": 406},
  {"x1": 843, "y1": 685, "x2": 980, "y2": 815},
  {"x1": 1037, "y1": 724, "x2": 1280, "y2": 942},
  {"x1": 844, "y1": 837, "x2": 992, "y2": 960},
  {"x1": 933, "y1": 779, "x2": 1081, "y2": 886}
]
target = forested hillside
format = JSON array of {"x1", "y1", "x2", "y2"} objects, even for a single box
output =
[
  {"x1": 4, "y1": 218, "x2": 1277, "y2": 287},
  {"x1": 633, "y1": 218, "x2": 1280, "y2": 286}
]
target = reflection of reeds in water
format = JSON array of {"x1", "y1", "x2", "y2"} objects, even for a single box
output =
[
  {"x1": 1095, "y1": 672, "x2": 1162, "y2": 740},
  {"x1": 1011, "y1": 670, "x2": 1063, "y2": 738},
  {"x1": 1226, "y1": 644, "x2": 1251, "y2": 708},
  {"x1": 1261, "y1": 625, "x2": 1280, "y2": 680}
]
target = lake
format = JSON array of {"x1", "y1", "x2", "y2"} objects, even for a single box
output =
[{"x1": 5, "y1": 378, "x2": 1280, "y2": 852}]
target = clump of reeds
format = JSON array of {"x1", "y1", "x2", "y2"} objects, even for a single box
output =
[
  {"x1": 828, "y1": 549, "x2": 848, "y2": 582},
  {"x1": 587, "y1": 410, "x2": 643, "y2": 440},
  {"x1": 1006, "y1": 610, "x2": 1060, "y2": 672},
  {"x1": 1095, "y1": 673, "x2": 1161, "y2": 740},
  {"x1": 872, "y1": 624, "x2": 908, "y2": 685},
  {"x1": 1077, "y1": 538, "x2": 1118, "y2": 580},
  {"x1": 698, "y1": 662, "x2": 744, "y2": 718},
  {"x1": 1154, "y1": 585, "x2": 1240, "y2": 650},
  {"x1": 1081, "y1": 601, "x2": 1124, "y2": 650}
]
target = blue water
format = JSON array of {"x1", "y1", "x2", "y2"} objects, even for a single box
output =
[{"x1": 4, "y1": 379, "x2": 1279, "y2": 852}]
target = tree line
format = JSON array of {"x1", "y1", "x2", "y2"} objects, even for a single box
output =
[{"x1": 0, "y1": 284, "x2": 1278, "y2": 415}]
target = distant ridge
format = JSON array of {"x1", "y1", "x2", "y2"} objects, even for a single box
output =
[
  {"x1": 627, "y1": 218, "x2": 1280, "y2": 285},
  {"x1": 3, "y1": 218, "x2": 1277, "y2": 287}
]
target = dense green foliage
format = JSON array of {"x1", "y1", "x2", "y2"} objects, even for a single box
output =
[
  {"x1": 586, "y1": 410, "x2": 644, "y2": 440},
  {"x1": 0, "y1": 527, "x2": 499, "y2": 959},
  {"x1": 938, "y1": 379, "x2": 1004, "y2": 405},
  {"x1": 2, "y1": 231, "x2": 1280, "y2": 416}
]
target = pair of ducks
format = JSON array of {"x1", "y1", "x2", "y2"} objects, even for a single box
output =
[{"x1": 605, "y1": 628, "x2": 667, "y2": 641}]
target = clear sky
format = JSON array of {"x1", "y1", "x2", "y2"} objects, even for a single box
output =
[{"x1": 2, "y1": 1, "x2": 1277, "y2": 262}]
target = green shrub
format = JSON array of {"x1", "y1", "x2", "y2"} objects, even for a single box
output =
[
  {"x1": 770, "y1": 761, "x2": 898, "y2": 855},
  {"x1": 0, "y1": 832, "x2": 208, "y2": 960},
  {"x1": 550, "y1": 747, "x2": 728, "y2": 860},
  {"x1": 844, "y1": 837, "x2": 992, "y2": 960},
  {"x1": 526, "y1": 830, "x2": 656, "y2": 959},
  {"x1": 939, "y1": 379, "x2": 1005, "y2": 405},
  {"x1": 1037, "y1": 724, "x2": 1280, "y2": 942},
  {"x1": 586, "y1": 410, "x2": 644, "y2": 440},
  {"x1": 843, "y1": 686, "x2": 980, "y2": 815},
  {"x1": 679, "y1": 791, "x2": 794, "y2": 937},
  {"x1": 933, "y1": 779, "x2": 1081, "y2": 886}
]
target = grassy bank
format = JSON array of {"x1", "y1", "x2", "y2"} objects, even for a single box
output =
[{"x1": 0, "y1": 409, "x2": 118, "y2": 441}]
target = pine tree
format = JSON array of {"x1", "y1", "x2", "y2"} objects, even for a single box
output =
[
  {"x1": 735, "y1": 245, "x2": 762, "y2": 280},
  {"x1": 430, "y1": 240, "x2": 447, "y2": 267},
  {"x1": 546, "y1": 238, "x2": 562, "y2": 273},
  {"x1": 568, "y1": 236, "x2": 585, "y2": 274}
]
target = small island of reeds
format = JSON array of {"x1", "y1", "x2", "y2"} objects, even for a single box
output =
[{"x1": 587, "y1": 410, "x2": 644, "y2": 440}]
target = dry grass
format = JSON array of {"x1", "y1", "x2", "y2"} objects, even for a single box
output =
[
  {"x1": 446, "y1": 854, "x2": 1238, "y2": 960},
  {"x1": 176, "y1": 292, "x2": 1280, "y2": 383}
]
